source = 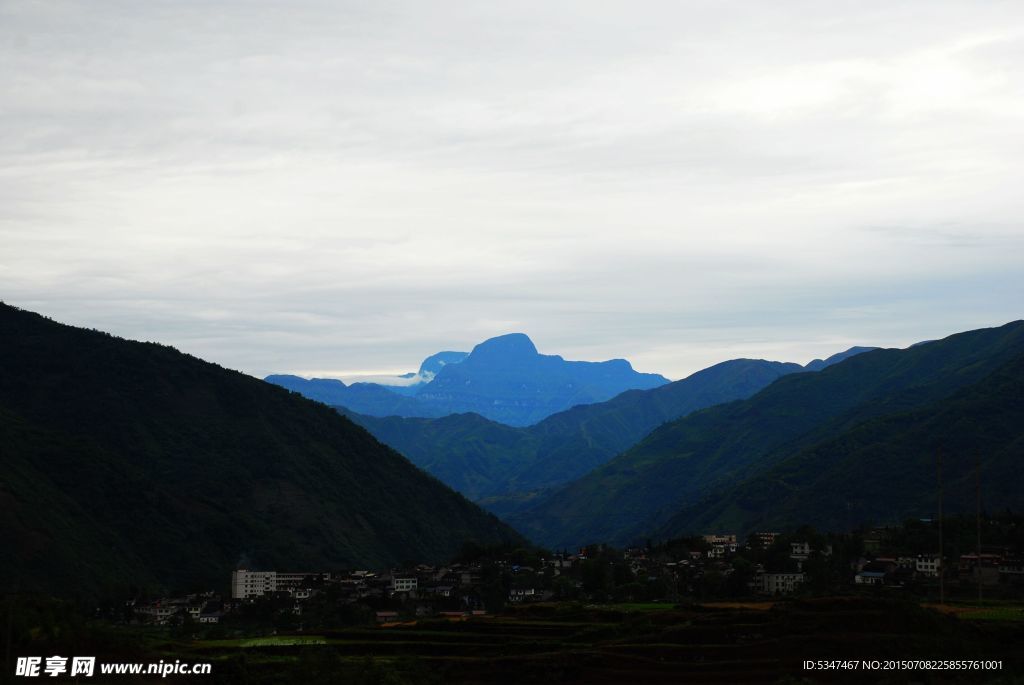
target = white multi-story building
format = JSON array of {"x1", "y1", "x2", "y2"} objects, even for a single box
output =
[
  {"x1": 998, "y1": 559, "x2": 1024, "y2": 583},
  {"x1": 392, "y1": 577, "x2": 418, "y2": 592},
  {"x1": 135, "y1": 599, "x2": 187, "y2": 623},
  {"x1": 509, "y1": 588, "x2": 537, "y2": 602},
  {"x1": 760, "y1": 572, "x2": 805, "y2": 595},
  {"x1": 704, "y1": 534, "x2": 738, "y2": 557},
  {"x1": 790, "y1": 542, "x2": 812, "y2": 560},
  {"x1": 231, "y1": 570, "x2": 329, "y2": 599},
  {"x1": 915, "y1": 555, "x2": 941, "y2": 577}
]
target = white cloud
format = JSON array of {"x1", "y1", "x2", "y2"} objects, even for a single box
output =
[{"x1": 1, "y1": 1, "x2": 1022, "y2": 379}]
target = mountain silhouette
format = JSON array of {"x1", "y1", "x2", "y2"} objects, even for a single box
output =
[{"x1": 268, "y1": 333, "x2": 669, "y2": 426}]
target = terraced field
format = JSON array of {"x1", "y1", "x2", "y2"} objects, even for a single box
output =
[{"x1": 154, "y1": 598, "x2": 1024, "y2": 684}]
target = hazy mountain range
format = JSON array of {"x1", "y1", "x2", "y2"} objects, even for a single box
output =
[
  {"x1": 267, "y1": 333, "x2": 669, "y2": 426},
  {"x1": 510, "y1": 321, "x2": 1024, "y2": 548},
  {"x1": 343, "y1": 359, "x2": 802, "y2": 510},
  {"x1": 5, "y1": 301, "x2": 1022, "y2": 599},
  {"x1": 341, "y1": 347, "x2": 881, "y2": 514}
]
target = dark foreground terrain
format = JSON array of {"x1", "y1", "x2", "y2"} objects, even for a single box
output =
[{"x1": 8, "y1": 597, "x2": 1024, "y2": 684}]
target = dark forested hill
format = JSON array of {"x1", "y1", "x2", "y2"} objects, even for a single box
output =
[
  {"x1": 0, "y1": 304, "x2": 521, "y2": 598},
  {"x1": 657, "y1": 351, "x2": 1024, "y2": 538},
  {"x1": 344, "y1": 358, "x2": 803, "y2": 509},
  {"x1": 511, "y1": 321, "x2": 1024, "y2": 548}
]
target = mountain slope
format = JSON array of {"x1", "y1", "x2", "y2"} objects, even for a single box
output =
[
  {"x1": 511, "y1": 321, "x2": 1024, "y2": 548},
  {"x1": 0, "y1": 304, "x2": 521, "y2": 598},
  {"x1": 263, "y1": 375, "x2": 450, "y2": 417},
  {"x1": 344, "y1": 359, "x2": 803, "y2": 506},
  {"x1": 659, "y1": 351, "x2": 1024, "y2": 537},
  {"x1": 804, "y1": 346, "x2": 878, "y2": 371}
]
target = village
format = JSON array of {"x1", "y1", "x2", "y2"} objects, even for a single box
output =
[{"x1": 127, "y1": 516, "x2": 1024, "y2": 629}]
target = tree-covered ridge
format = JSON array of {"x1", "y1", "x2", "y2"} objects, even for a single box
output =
[
  {"x1": 0, "y1": 303, "x2": 521, "y2": 599},
  {"x1": 343, "y1": 358, "x2": 802, "y2": 508},
  {"x1": 511, "y1": 321, "x2": 1024, "y2": 548},
  {"x1": 660, "y1": 350, "x2": 1024, "y2": 538}
]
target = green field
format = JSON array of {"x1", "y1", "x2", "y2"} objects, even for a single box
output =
[
  {"x1": 931, "y1": 602, "x2": 1024, "y2": 622},
  {"x1": 587, "y1": 602, "x2": 677, "y2": 612}
]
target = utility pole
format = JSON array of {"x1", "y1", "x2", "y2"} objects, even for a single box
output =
[
  {"x1": 976, "y1": 453, "x2": 983, "y2": 603},
  {"x1": 937, "y1": 450, "x2": 945, "y2": 606}
]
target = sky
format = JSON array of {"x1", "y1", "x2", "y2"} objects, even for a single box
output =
[{"x1": 2, "y1": 0, "x2": 1022, "y2": 381}]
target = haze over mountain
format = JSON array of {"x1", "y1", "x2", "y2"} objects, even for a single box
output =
[
  {"x1": 383, "y1": 351, "x2": 470, "y2": 396},
  {"x1": 0, "y1": 304, "x2": 521, "y2": 598},
  {"x1": 268, "y1": 333, "x2": 669, "y2": 426},
  {"x1": 511, "y1": 321, "x2": 1024, "y2": 549},
  {"x1": 263, "y1": 375, "x2": 453, "y2": 418}
]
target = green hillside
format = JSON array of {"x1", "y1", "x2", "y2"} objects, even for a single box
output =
[
  {"x1": 0, "y1": 304, "x2": 521, "y2": 598},
  {"x1": 512, "y1": 321, "x2": 1024, "y2": 548},
  {"x1": 661, "y1": 351, "x2": 1024, "y2": 537},
  {"x1": 343, "y1": 359, "x2": 801, "y2": 509}
]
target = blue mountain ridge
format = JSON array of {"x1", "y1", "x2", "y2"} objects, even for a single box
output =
[
  {"x1": 267, "y1": 333, "x2": 670, "y2": 426},
  {"x1": 339, "y1": 346, "x2": 878, "y2": 513}
]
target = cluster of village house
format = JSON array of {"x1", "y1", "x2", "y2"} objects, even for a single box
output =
[
  {"x1": 130, "y1": 531, "x2": 1024, "y2": 625},
  {"x1": 131, "y1": 565, "x2": 525, "y2": 626},
  {"x1": 131, "y1": 594, "x2": 226, "y2": 625},
  {"x1": 850, "y1": 535, "x2": 1024, "y2": 588},
  {"x1": 700, "y1": 532, "x2": 1023, "y2": 589}
]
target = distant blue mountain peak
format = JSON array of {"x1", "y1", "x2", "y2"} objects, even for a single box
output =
[
  {"x1": 266, "y1": 333, "x2": 669, "y2": 426},
  {"x1": 469, "y1": 333, "x2": 539, "y2": 362},
  {"x1": 418, "y1": 350, "x2": 469, "y2": 378}
]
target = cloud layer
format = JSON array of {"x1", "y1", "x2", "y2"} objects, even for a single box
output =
[{"x1": 2, "y1": 1, "x2": 1022, "y2": 378}]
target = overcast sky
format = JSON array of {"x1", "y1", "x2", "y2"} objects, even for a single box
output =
[{"x1": 2, "y1": 1, "x2": 1022, "y2": 380}]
